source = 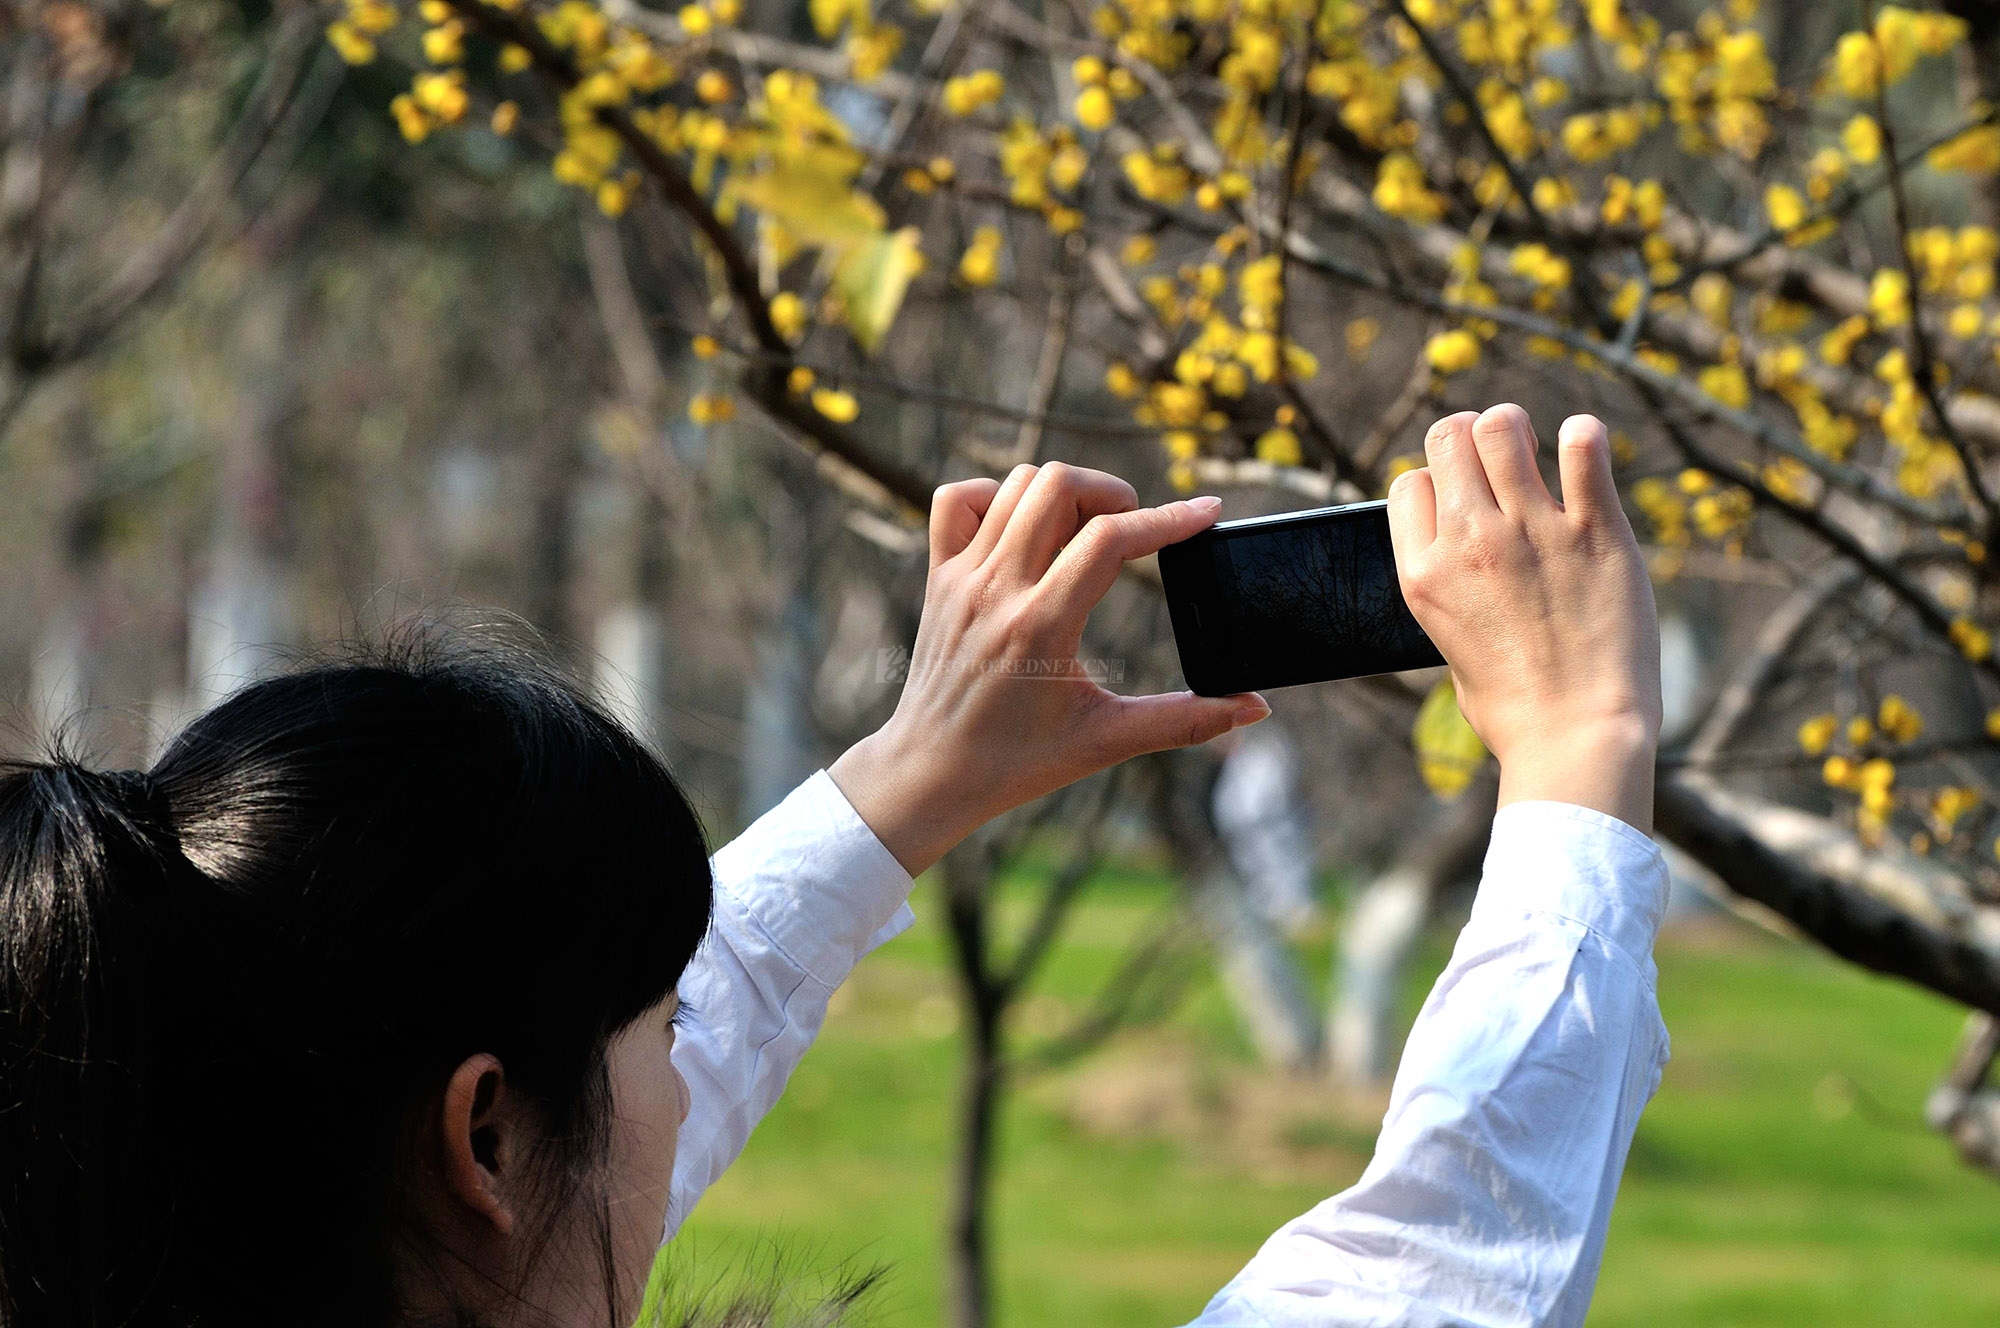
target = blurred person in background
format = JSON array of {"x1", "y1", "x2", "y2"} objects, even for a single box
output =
[{"x1": 0, "y1": 404, "x2": 1664, "y2": 1328}]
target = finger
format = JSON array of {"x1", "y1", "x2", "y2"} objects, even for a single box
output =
[
  {"x1": 993, "y1": 463, "x2": 1139, "y2": 578},
  {"x1": 1040, "y1": 497, "x2": 1222, "y2": 643},
  {"x1": 963, "y1": 463, "x2": 1042, "y2": 565},
  {"x1": 1556, "y1": 414, "x2": 1625, "y2": 529},
  {"x1": 1470, "y1": 403, "x2": 1556, "y2": 517},
  {"x1": 1387, "y1": 464, "x2": 1438, "y2": 568},
  {"x1": 1422, "y1": 411, "x2": 1494, "y2": 529},
  {"x1": 1093, "y1": 689, "x2": 1271, "y2": 763},
  {"x1": 928, "y1": 477, "x2": 1003, "y2": 568}
]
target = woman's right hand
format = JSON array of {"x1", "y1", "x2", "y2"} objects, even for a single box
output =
[
  {"x1": 1387, "y1": 404, "x2": 1662, "y2": 832},
  {"x1": 830, "y1": 463, "x2": 1269, "y2": 877}
]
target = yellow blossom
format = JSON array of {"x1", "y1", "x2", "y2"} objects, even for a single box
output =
[
  {"x1": 958, "y1": 226, "x2": 1003, "y2": 287},
  {"x1": 1683, "y1": 276, "x2": 1731, "y2": 333},
  {"x1": 811, "y1": 387, "x2": 860, "y2": 422},
  {"x1": 490, "y1": 101, "x2": 519, "y2": 135},
  {"x1": 787, "y1": 366, "x2": 816, "y2": 395},
  {"x1": 1843, "y1": 114, "x2": 1882, "y2": 165},
  {"x1": 1632, "y1": 179, "x2": 1666, "y2": 229},
  {"x1": 326, "y1": 21, "x2": 377, "y2": 65},
  {"x1": 942, "y1": 70, "x2": 1005, "y2": 117},
  {"x1": 1373, "y1": 153, "x2": 1444, "y2": 222},
  {"x1": 1255, "y1": 427, "x2": 1303, "y2": 466},
  {"x1": 1931, "y1": 126, "x2": 2000, "y2": 175},
  {"x1": 1075, "y1": 85, "x2": 1115, "y2": 131},
  {"x1": 1425, "y1": 329, "x2": 1481, "y2": 374},
  {"x1": 1798, "y1": 713, "x2": 1838, "y2": 755},
  {"x1": 348, "y1": 0, "x2": 400, "y2": 34},
  {"x1": 412, "y1": 70, "x2": 468, "y2": 124},
  {"x1": 1869, "y1": 269, "x2": 1910, "y2": 327},
  {"x1": 1532, "y1": 176, "x2": 1578, "y2": 212},
  {"x1": 1765, "y1": 184, "x2": 1806, "y2": 234},
  {"x1": 695, "y1": 69, "x2": 733, "y2": 103},
  {"x1": 390, "y1": 93, "x2": 431, "y2": 144},
  {"x1": 1509, "y1": 243, "x2": 1571, "y2": 289},
  {"x1": 1953, "y1": 617, "x2": 1994, "y2": 660},
  {"x1": 1878, "y1": 694, "x2": 1924, "y2": 743},
  {"x1": 499, "y1": 43, "x2": 533, "y2": 74},
  {"x1": 1698, "y1": 362, "x2": 1751, "y2": 408},
  {"x1": 1762, "y1": 456, "x2": 1816, "y2": 504},
  {"x1": 1933, "y1": 786, "x2": 1980, "y2": 836},
  {"x1": 1346, "y1": 317, "x2": 1380, "y2": 361},
  {"x1": 688, "y1": 393, "x2": 736, "y2": 425},
  {"x1": 1832, "y1": 30, "x2": 1883, "y2": 98},
  {"x1": 422, "y1": 20, "x2": 465, "y2": 65},
  {"x1": 769, "y1": 292, "x2": 807, "y2": 342}
]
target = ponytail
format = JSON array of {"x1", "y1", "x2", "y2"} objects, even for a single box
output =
[
  {"x1": 0, "y1": 639, "x2": 714, "y2": 1328},
  {"x1": 0, "y1": 760, "x2": 202, "y2": 1327}
]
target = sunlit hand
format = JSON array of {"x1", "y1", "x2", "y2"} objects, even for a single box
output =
[
  {"x1": 830, "y1": 463, "x2": 1271, "y2": 875},
  {"x1": 1387, "y1": 405, "x2": 1662, "y2": 832}
]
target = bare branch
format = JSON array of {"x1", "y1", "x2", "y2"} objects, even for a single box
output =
[
  {"x1": 1685, "y1": 563, "x2": 1869, "y2": 768},
  {"x1": 48, "y1": 10, "x2": 329, "y2": 367}
]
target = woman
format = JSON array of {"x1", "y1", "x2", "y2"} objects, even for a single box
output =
[{"x1": 0, "y1": 405, "x2": 1665, "y2": 1328}]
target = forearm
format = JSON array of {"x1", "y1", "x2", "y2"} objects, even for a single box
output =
[{"x1": 1185, "y1": 803, "x2": 1671, "y2": 1328}]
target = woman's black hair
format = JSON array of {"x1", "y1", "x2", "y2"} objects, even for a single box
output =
[{"x1": 0, "y1": 633, "x2": 714, "y2": 1327}]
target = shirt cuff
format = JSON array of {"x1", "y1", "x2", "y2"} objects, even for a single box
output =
[
  {"x1": 708, "y1": 770, "x2": 917, "y2": 988},
  {"x1": 1470, "y1": 800, "x2": 1670, "y2": 977}
]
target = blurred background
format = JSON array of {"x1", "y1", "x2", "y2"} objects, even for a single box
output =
[{"x1": 10, "y1": 0, "x2": 2000, "y2": 1323}]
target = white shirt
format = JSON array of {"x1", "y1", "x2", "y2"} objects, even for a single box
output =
[{"x1": 667, "y1": 772, "x2": 1671, "y2": 1328}]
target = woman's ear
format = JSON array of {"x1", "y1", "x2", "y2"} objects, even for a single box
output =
[{"x1": 440, "y1": 1053, "x2": 518, "y2": 1237}]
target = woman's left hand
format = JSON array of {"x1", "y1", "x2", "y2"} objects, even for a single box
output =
[{"x1": 829, "y1": 463, "x2": 1269, "y2": 876}]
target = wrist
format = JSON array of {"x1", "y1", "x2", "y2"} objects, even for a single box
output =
[
  {"x1": 827, "y1": 722, "x2": 973, "y2": 878},
  {"x1": 1494, "y1": 714, "x2": 1657, "y2": 835}
]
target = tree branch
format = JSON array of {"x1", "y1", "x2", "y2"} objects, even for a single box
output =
[{"x1": 1657, "y1": 776, "x2": 2000, "y2": 1017}]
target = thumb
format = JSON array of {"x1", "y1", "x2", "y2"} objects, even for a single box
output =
[{"x1": 1093, "y1": 689, "x2": 1270, "y2": 763}]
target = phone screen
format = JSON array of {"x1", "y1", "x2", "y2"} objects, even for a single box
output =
[{"x1": 1159, "y1": 501, "x2": 1444, "y2": 695}]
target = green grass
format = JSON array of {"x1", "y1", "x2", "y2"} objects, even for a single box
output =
[{"x1": 671, "y1": 871, "x2": 2000, "y2": 1326}]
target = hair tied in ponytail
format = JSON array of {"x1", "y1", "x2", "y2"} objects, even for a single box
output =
[{"x1": 102, "y1": 767, "x2": 168, "y2": 819}]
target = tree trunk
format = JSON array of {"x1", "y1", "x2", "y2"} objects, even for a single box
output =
[
  {"x1": 941, "y1": 847, "x2": 1000, "y2": 1328},
  {"x1": 947, "y1": 997, "x2": 1003, "y2": 1328},
  {"x1": 187, "y1": 285, "x2": 295, "y2": 702},
  {"x1": 1327, "y1": 785, "x2": 1496, "y2": 1087},
  {"x1": 1163, "y1": 749, "x2": 1322, "y2": 1069},
  {"x1": 1211, "y1": 724, "x2": 1322, "y2": 934},
  {"x1": 739, "y1": 478, "x2": 820, "y2": 823}
]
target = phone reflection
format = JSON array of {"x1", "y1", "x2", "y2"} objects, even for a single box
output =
[{"x1": 1210, "y1": 509, "x2": 1439, "y2": 689}]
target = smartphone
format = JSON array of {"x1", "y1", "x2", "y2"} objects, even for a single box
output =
[{"x1": 1158, "y1": 500, "x2": 1445, "y2": 695}]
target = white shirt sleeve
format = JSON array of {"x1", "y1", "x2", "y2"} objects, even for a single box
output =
[
  {"x1": 664, "y1": 770, "x2": 916, "y2": 1239},
  {"x1": 1185, "y1": 801, "x2": 1672, "y2": 1328}
]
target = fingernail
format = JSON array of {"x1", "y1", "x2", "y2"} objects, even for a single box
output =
[
  {"x1": 1230, "y1": 696, "x2": 1271, "y2": 728},
  {"x1": 1188, "y1": 495, "x2": 1223, "y2": 514}
]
